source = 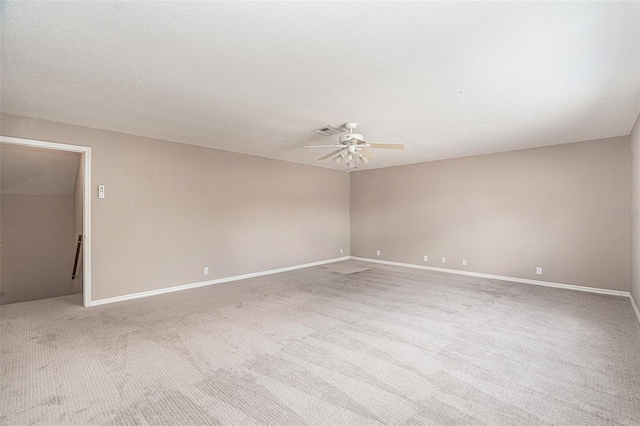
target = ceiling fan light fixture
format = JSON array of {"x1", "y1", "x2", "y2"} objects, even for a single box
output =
[
  {"x1": 333, "y1": 154, "x2": 344, "y2": 165},
  {"x1": 359, "y1": 155, "x2": 369, "y2": 165}
]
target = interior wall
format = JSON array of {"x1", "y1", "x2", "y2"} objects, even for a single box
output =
[
  {"x1": 351, "y1": 136, "x2": 631, "y2": 292},
  {"x1": 1, "y1": 194, "x2": 76, "y2": 304},
  {"x1": 72, "y1": 154, "x2": 84, "y2": 293},
  {"x1": 630, "y1": 113, "x2": 640, "y2": 306},
  {"x1": 0, "y1": 113, "x2": 350, "y2": 302}
]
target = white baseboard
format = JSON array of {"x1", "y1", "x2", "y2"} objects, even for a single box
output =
[
  {"x1": 89, "y1": 256, "x2": 350, "y2": 307},
  {"x1": 350, "y1": 256, "x2": 630, "y2": 298},
  {"x1": 630, "y1": 295, "x2": 640, "y2": 325}
]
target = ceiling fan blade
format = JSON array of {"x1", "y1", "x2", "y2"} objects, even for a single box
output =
[
  {"x1": 318, "y1": 148, "x2": 345, "y2": 161},
  {"x1": 304, "y1": 144, "x2": 344, "y2": 148},
  {"x1": 358, "y1": 148, "x2": 377, "y2": 159},
  {"x1": 366, "y1": 143, "x2": 405, "y2": 150},
  {"x1": 354, "y1": 139, "x2": 368, "y2": 145}
]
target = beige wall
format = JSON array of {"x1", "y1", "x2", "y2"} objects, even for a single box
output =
[
  {"x1": 351, "y1": 137, "x2": 631, "y2": 292},
  {"x1": 1, "y1": 194, "x2": 77, "y2": 304},
  {"x1": 72, "y1": 154, "x2": 84, "y2": 293},
  {"x1": 1, "y1": 114, "x2": 350, "y2": 302},
  {"x1": 630, "y1": 114, "x2": 640, "y2": 305}
]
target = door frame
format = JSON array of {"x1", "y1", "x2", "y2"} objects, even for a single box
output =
[{"x1": 1, "y1": 136, "x2": 92, "y2": 307}]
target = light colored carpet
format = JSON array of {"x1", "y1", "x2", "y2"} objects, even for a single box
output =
[{"x1": 1, "y1": 260, "x2": 639, "y2": 425}]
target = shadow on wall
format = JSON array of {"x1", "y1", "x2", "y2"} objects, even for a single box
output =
[{"x1": 0, "y1": 144, "x2": 83, "y2": 304}]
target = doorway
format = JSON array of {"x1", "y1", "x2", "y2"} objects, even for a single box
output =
[{"x1": 0, "y1": 137, "x2": 91, "y2": 307}]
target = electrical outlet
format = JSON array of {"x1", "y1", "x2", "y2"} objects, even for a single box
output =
[
  {"x1": 462, "y1": 259, "x2": 467, "y2": 266},
  {"x1": 204, "y1": 267, "x2": 209, "y2": 275},
  {"x1": 423, "y1": 255, "x2": 428, "y2": 262},
  {"x1": 441, "y1": 257, "x2": 446, "y2": 264},
  {"x1": 98, "y1": 185, "x2": 105, "y2": 199},
  {"x1": 377, "y1": 250, "x2": 380, "y2": 256},
  {"x1": 536, "y1": 267, "x2": 542, "y2": 275}
]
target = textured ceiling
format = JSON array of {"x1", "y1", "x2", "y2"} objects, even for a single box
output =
[
  {"x1": 1, "y1": 2, "x2": 638, "y2": 170},
  {"x1": 1, "y1": 144, "x2": 80, "y2": 195}
]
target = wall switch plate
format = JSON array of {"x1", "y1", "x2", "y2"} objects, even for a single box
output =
[
  {"x1": 204, "y1": 267, "x2": 209, "y2": 275},
  {"x1": 423, "y1": 255, "x2": 428, "y2": 261},
  {"x1": 536, "y1": 267, "x2": 542, "y2": 275},
  {"x1": 462, "y1": 259, "x2": 467, "y2": 266},
  {"x1": 376, "y1": 250, "x2": 380, "y2": 256},
  {"x1": 340, "y1": 248, "x2": 343, "y2": 254},
  {"x1": 441, "y1": 257, "x2": 446, "y2": 263},
  {"x1": 98, "y1": 185, "x2": 105, "y2": 199}
]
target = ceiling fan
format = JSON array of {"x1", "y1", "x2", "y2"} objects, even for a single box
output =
[{"x1": 305, "y1": 122, "x2": 404, "y2": 171}]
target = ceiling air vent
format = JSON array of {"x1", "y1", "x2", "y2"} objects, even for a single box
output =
[{"x1": 312, "y1": 125, "x2": 344, "y2": 136}]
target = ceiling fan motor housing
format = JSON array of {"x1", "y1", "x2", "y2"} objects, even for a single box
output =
[{"x1": 339, "y1": 133, "x2": 363, "y2": 144}]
